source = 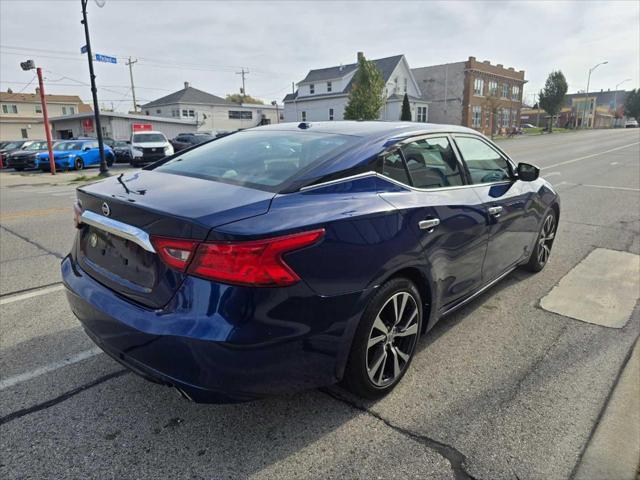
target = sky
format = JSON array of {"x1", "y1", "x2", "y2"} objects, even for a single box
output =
[{"x1": 1, "y1": 0, "x2": 638, "y2": 112}]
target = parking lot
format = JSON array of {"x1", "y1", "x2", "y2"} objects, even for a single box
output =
[{"x1": 0, "y1": 129, "x2": 638, "y2": 479}]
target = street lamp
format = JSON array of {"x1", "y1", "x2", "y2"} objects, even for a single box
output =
[
  {"x1": 580, "y1": 61, "x2": 608, "y2": 129},
  {"x1": 20, "y1": 60, "x2": 56, "y2": 175},
  {"x1": 80, "y1": 0, "x2": 109, "y2": 175},
  {"x1": 613, "y1": 78, "x2": 631, "y2": 127}
]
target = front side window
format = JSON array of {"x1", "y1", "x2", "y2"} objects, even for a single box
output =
[
  {"x1": 454, "y1": 136, "x2": 512, "y2": 184},
  {"x1": 54, "y1": 142, "x2": 84, "y2": 151},
  {"x1": 155, "y1": 130, "x2": 358, "y2": 190},
  {"x1": 401, "y1": 137, "x2": 463, "y2": 189},
  {"x1": 472, "y1": 106, "x2": 482, "y2": 127},
  {"x1": 474, "y1": 78, "x2": 484, "y2": 96},
  {"x1": 327, "y1": 81, "x2": 332, "y2": 92},
  {"x1": 380, "y1": 151, "x2": 410, "y2": 185}
]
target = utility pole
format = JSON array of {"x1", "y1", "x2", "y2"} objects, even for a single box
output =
[
  {"x1": 580, "y1": 61, "x2": 607, "y2": 129},
  {"x1": 81, "y1": 0, "x2": 108, "y2": 175},
  {"x1": 236, "y1": 68, "x2": 249, "y2": 100},
  {"x1": 126, "y1": 57, "x2": 138, "y2": 113}
]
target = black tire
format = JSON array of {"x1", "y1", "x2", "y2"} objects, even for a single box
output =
[
  {"x1": 106, "y1": 154, "x2": 115, "y2": 167},
  {"x1": 129, "y1": 161, "x2": 139, "y2": 168},
  {"x1": 523, "y1": 209, "x2": 557, "y2": 272},
  {"x1": 74, "y1": 157, "x2": 84, "y2": 171},
  {"x1": 342, "y1": 277, "x2": 422, "y2": 399},
  {"x1": 14, "y1": 167, "x2": 24, "y2": 172}
]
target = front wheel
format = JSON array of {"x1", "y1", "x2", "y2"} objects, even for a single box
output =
[
  {"x1": 524, "y1": 209, "x2": 557, "y2": 272},
  {"x1": 106, "y1": 154, "x2": 115, "y2": 167},
  {"x1": 342, "y1": 278, "x2": 422, "y2": 399},
  {"x1": 74, "y1": 157, "x2": 84, "y2": 171}
]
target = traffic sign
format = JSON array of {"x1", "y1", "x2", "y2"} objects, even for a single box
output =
[
  {"x1": 81, "y1": 45, "x2": 88, "y2": 54},
  {"x1": 95, "y1": 54, "x2": 117, "y2": 64}
]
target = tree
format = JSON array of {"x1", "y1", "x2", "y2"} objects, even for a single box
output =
[
  {"x1": 624, "y1": 88, "x2": 640, "y2": 122},
  {"x1": 343, "y1": 54, "x2": 385, "y2": 120},
  {"x1": 225, "y1": 93, "x2": 264, "y2": 105},
  {"x1": 538, "y1": 70, "x2": 568, "y2": 133},
  {"x1": 483, "y1": 95, "x2": 501, "y2": 139},
  {"x1": 400, "y1": 93, "x2": 412, "y2": 121}
]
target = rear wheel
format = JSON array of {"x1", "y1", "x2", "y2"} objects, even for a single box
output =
[
  {"x1": 106, "y1": 154, "x2": 115, "y2": 167},
  {"x1": 14, "y1": 167, "x2": 24, "y2": 172},
  {"x1": 342, "y1": 278, "x2": 422, "y2": 399},
  {"x1": 524, "y1": 209, "x2": 557, "y2": 272},
  {"x1": 74, "y1": 157, "x2": 84, "y2": 171}
]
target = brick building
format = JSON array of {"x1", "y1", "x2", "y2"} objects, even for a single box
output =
[{"x1": 412, "y1": 56, "x2": 526, "y2": 135}]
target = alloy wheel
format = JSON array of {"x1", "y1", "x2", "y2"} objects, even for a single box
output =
[
  {"x1": 537, "y1": 214, "x2": 556, "y2": 265},
  {"x1": 366, "y1": 291, "x2": 419, "y2": 387}
]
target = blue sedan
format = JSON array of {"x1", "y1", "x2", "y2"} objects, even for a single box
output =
[
  {"x1": 38, "y1": 140, "x2": 115, "y2": 171},
  {"x1": 62, "y1": 122, "x2": 560, "y2": 402}
]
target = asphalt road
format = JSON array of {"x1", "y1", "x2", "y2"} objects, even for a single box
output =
[{"x1": 0, "y1": 129, "x2": 638, "y2": 480}]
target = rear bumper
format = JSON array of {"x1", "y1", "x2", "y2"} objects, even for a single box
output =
[{"x1": 61, "y1": 255, "x2": 370, "y2": 403}]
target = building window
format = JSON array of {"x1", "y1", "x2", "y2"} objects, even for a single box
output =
[
  {"x1": 501, "y1": 108, "x2": 510, "y2": 127},
  {"x1": 228, "y1": 110, "x2": 252, "y2": 120},
  {"x1": 62, "y1": 106, "x2": 67, "y2": 115},
  {"x1": 416, "y1": 106, "x2": 427, "y2": 122},
  {"x1": 35, "y1": 104, "x2": 42, "y2": 113},
  {"x1": 488, "y1": 81, "x2": 498, "y2": 96},
  {"x1": 309, "y1": 84, "x2": 315, "y2": 94},
  {"x1": 21, "y1": 128, "x2": 28, "y2": 139},
  {"x1": 327, "y1": 81, "x2": 332, "y2": 93},
  {"x1": 188, "y1": 110, "x2": 195, "y2": 117},
  {"x1": 2, "y1": 104, "x2": 18, "y2": 114},
  {"x1": 512, "y1": 85, "x2": 520, "y2": 101},
  {"x1": 145, "y1": 111, "x2": 150, "y2": 115},
  {"x1": 301, "y1": 111, "x2": 307, "y2": 121},
  {"x1": 328, "y1": 108, "x2": 334, "y2": 121},
  {"x1": 70, "y1": 106, "x2": 75, "y2": 114},
  {"x1": 156, "y1": 109, "x2": 161, "y2": 114},
  {"x1": 472, "y1": 105, "x2": 482, "y2": 127},
  {"x1": 394, "y1": 77, "x2": 399, "y2": 93},
  {"x1": 473, "y1": 78, "x2": 484, "y2": 96},
  {"x1": 182, "y1": 109, "x2": 188, "y2": 117},
  {"x1": 502, "y1": 84, "x2": 509, "y2": 98},
  {"x1": 404, "y1": 78, "x2": 408, "y2": 94}
]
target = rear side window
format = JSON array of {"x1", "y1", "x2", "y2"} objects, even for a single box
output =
[
  {"x1": 380, "y1": 151, "x2": 410, "y2": 185},
  {"x1": 454, "y1": 136, "x2": 512, "y2": 184},
  {"x1": 401, "y1": 137, "x2": 463, "y2": 188},
  {"x1": 155, "y1": 130, "x2": 358, "y2": 190}
]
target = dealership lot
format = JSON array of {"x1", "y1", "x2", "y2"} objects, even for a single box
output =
[{"x1": 0, "y1": 129, "x2": 638, "y2": 479}]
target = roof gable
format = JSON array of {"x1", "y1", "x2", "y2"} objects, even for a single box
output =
[
  {"x1": 299, "y1": 55, "x2": 404, "y2": 85},
  {"x1": 142, "y1": 86, "x2": 229, "y2": 108}
]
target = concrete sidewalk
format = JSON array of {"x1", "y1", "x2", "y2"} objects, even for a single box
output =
[{"x1": 574, "y1": 339, "x2": 640, "y2": 480}]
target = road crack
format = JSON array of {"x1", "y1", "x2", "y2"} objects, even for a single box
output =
[
  {"x1": 321, "y1": 388, "x2": 478, "y2": 480},
  {"x1": 0, "y1": 224, "x2": 64, "y2": 259}
]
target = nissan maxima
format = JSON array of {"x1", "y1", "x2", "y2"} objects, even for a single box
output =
[{"x1": 62, "y1": 122, "x2": 559, "y2": 402}]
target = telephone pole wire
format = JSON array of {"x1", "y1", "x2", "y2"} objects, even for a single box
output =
[{"x1": 126, "y1": 57, "x2": 138, "y2": 112}]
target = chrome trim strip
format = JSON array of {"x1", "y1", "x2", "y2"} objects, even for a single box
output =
[
  {"x1": 79, "y1": 210, "x2": 156, "y2": 253},
  {"x1": 299, "y1": 171, "x2": 378, "y2": 192},
  {"x1": 440, "y1": 266, "x2": 516, "y2": 317}
]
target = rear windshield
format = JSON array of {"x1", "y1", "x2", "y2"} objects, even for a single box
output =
[
  {"x1": 154, "y1": 130, "x2": 358, "y2": 190},
  {"x1": 133, "y1": 133, "x2": 166, "y2": 143}
]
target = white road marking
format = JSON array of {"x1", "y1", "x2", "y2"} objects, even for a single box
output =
[
  {"x1": 544, "y1": 171, "x2": 562, "y2": 177},
  {"x1": 610, "y1": 161, "x2": 619, "y2": 165},
  {"x1": 543, "y1": 142, "x2": 640, "y2": 169},
  {"x1": 0, "y1": 347, "x2": 102, "y2": 391},
  {"x1": 0, "y1": 284, "x2": 65, "y2": 305},
  {"x1": 558, "y1": 182, "x2": 640, "y2": 193}
]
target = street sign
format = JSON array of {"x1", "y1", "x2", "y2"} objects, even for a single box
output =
[
  {"x1": 81, "y1": 45, "x2": 88, "y2": 54},
  {"x1": 132, "y1": 123, "x2": 152, "y2": 132},
  {"x1": 94, "y1": 54, "x2": 117, "y2": 64},
  {"x1": 82, "y1": 118, "x2": 94, "y2": 133}
]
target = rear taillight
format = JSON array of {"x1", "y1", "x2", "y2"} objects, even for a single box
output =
[
  {"x1": 152, "y1": 229, "x2": 324, "y2": 287},
  {"x1": 151, "y1": 236, "x2": 199, "y2": 272}
]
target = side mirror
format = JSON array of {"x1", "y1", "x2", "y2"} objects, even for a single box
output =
[{"x1": 517, "y1": 162, "x2": 540, "y2": 182}]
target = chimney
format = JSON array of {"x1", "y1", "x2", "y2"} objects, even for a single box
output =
[
  {"x1": 483, "y1": 60, "x2": 490, "y2": 65},
  {"x1": 508, "y1": 67, "x2": 515, "y2": 71},
  {"x1": 7, "y1": 87, "x2": 13, "y2": 94},
  {"x1": 469, "y1": 56, "x2": 476, "y2": 62},
  {"x1": 497, "y1": 64, "x2": 503, "y2": 69},
  {"x1": 357, "y1": 51, "x2": 364, "y2": 62},
  {"x1": 184, "y1": 81, "x2": 190, "y2": 89}
]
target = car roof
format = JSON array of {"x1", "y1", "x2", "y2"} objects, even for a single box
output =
[{"x1": 248, "y1": 121, "x2": 479, "y2": 138}]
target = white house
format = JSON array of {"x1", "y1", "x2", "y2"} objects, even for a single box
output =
[
  {"x1": 283, "y1": 52, "x2": 429, "y2": 123},
  {"x1": 141, "y1": 83, "x2": 282, "y2": 134}
]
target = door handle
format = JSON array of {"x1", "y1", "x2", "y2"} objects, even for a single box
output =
[
  {"x1": 419, "y1": 218, "x2": 440, "y2": 231},
  {"x1": 488, "y1": 206, "x2": 503, "y2": 217}
]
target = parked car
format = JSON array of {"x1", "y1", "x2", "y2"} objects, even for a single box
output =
[
  {"x1": 520, "y1": 123, "x2": 536, "y2": 129},
  {"x1": 112, "y1": 141, "x2": 132, "y2": 163},
  {"x1": 0, "y1": 140, "x2": 37, "y2": 168},
  {"x1": 63, "y1": 121, "x2": 560, "y2": 403},
  {"x1": 6, "y1": 140, "x2": 51, "y2": 171},
  {"x1": 38, "y1": 139, "x2": 115, "y2": 171},
  {"x1": 130, "y1": 131, "x2": 173, "y2": 166},
  {"x1": 625, "y1": 119, "x2": 638, "y2": 128},
  {"x1": 170, "y1": 132, "x2": 215, "y2": 152}
]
